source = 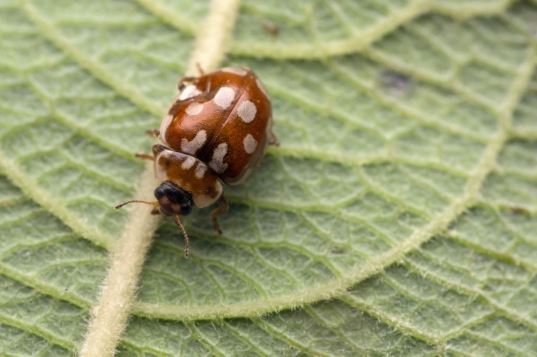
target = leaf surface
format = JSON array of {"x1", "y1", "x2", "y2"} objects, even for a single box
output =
[{"x1": 0, "y1": 0, "x2": 536, "y2": 355}]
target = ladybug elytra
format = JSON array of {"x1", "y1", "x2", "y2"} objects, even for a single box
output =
[{"x1": 116, "y1": 67, "x2": 277, "y2": 256}]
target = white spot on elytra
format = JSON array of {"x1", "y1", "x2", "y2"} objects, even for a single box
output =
[
  {"x1": 256, "y1": 78, "x2": 268, "y2": 97},
  {"x1": 209, "y1": 142, "x2": 229, "y2": 173},
  {"x1": 243, "y1": 134, "x2": 258, "y2": 154},
  {"x1": 181, "y1": 156, "x2": 196, "y2": 170},
  {"x1": 222, "y1": 67, "x2": 248, "y2": 76},
  {"x1": 158, "y1": 114, "x2": 173, "y2": 145},
  {"x1": 237, "y1": 100, "x2": 257, "y2": 123},
  {"x1": 213, "y1": 87, "x2": 235, "y2": 109},
  {"x1": 185, "y1": 102, "x2": 203, "y2": 116},
  {"x1": 195, "y1": 162, "x2": 207, "y2": 179},
  {"x1": 181, "y1": 130, "x2": 207, "y2": 155},
  {"x1": 178, "y1": 84, "x2": 201, "y2": 101}
]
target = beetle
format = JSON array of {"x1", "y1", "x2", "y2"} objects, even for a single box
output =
[{"x1": 116, "y1": 67, "x2": 277, "y2": 256}]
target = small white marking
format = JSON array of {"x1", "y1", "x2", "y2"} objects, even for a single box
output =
[
  {"x1": 243, "y1": 134, "x2": 258, "y2": 154},
  {"x1": 256, "y1": 78, "x2": 268, "y2": 97},
  {"x1": 213, "y1": 87, "x2": 235, "y2": 109},
  {"x1": 237, "y1": 100, "x2": 257, "y2": 123},
  {"x1": 158, "y1": 114, "x2": 173, "y2": 145},
  {"x1": 193, "y1": 180, "x2": 223, "y2": 208},
  {"x1": 222, "y1": 67, "x2": 248, "y2": 76},
  {"x1": 195, "y1": 162, "x2": 207, "y2": 179},
  {"x1": 154, "y1": 151, "x2": 169, "y2": 181},
  {"x1": 181, "y1": 130, "x2": 207, "y2": 155},
  {"x1": 209, "y1": 142, "x2": 229, "y2": 173},
  {"x1": 178, "y1": 84, "x2": 201, "y2": 101},
  {"x1": 181, "y1": 156, "x2": 196, "y2": 170},
  {"x1": 185, "y1": 102, "x2": 203, "y2": 116}
]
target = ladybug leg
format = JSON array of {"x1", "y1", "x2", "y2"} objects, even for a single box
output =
[
  {"x1": 136, "y1": 143, "x2": 168, "y2": 161},
  {"x1": 145, "y1": 129, "x2": 160, "y2": 138},
  {"x1": 135, "y1": 130, "x2": 161, "y2": 160},
  {"x1": 135, "y1": 142, "x2": 167, "y2": 160},
  {"x1": 135, "y1": 153, "x2": 154, "y2": 161},
  {"x1": 177, "y1": 64, "x2": 205, "y2": 92},
  {"x1": 195, "y1": 63, "x2": 212, "y2": 92},
  {"x1": 211, "y1": 196, "x2": 228, "y2": 235},
  {"x1": 268, "y1": 130, "x2": 279, "y2": 146},
  {"x1": 195, "y1": 62, "x2": 205, "y2": 76}
]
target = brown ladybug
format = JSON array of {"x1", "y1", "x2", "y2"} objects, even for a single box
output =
[{"x1": 116, "y1": 67, "x2": 277, "y2": 256}]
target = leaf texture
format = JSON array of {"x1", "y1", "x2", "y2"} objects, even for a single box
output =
[{"x1": 0, "y1": 0, "x2": 536, "y2": 355}]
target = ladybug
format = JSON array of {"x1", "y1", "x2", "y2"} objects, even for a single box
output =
[{"x1": 116, "y1": 67, "x2": 277, "y2": 256}]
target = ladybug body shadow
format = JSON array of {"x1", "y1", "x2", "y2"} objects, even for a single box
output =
[{"x1": 118, "y1": 67, "x2": 276, "y2": 256}]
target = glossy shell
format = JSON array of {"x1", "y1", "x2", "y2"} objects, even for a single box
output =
[{"x1": 159, "y1": 67, "x2": 273, "y2": 185}]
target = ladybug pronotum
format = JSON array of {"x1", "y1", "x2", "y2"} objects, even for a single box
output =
[{"x1": 116, "y1": 67, "x2": 277, "y2": 256}]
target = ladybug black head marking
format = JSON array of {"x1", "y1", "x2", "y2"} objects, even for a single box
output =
[{"x1": 154, "y1": 181, "x2": 193, "y2": 216}]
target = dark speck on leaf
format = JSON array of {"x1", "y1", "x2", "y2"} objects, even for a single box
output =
[
  {"x1": 331, "y1": 247, "x2": 347, "y2": 255},
  {"x1": 379, "y1": 70, "x2": 413, "y2": 97},
  {"x1": 261, "y1": 20, "x2": 280, "y2": 37},
  {"x1": 506, "y1": 205, "x2": 530, "y2": 216}
]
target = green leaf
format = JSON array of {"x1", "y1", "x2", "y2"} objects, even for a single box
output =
[{"x1": 1, "y1": 0, "x2": 536, "y2": 355}]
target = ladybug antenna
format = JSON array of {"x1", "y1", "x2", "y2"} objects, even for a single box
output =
[
  {"x1": 195, "y1": 62, "x2": 205, "y2": 76},
  {"x1": 114, "y1": 200, "x2": 157, "y2": 210},
  {"x1": 175, "y1": 215, "x2": 190, "y2": 257}
]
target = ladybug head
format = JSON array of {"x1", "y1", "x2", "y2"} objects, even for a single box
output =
[
  {"x1": 114, "y1": 180, "x2": 193, "y2": 257},
  {"x1": 154, "y1": 181, "x2": 194, "y2": 216}
]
